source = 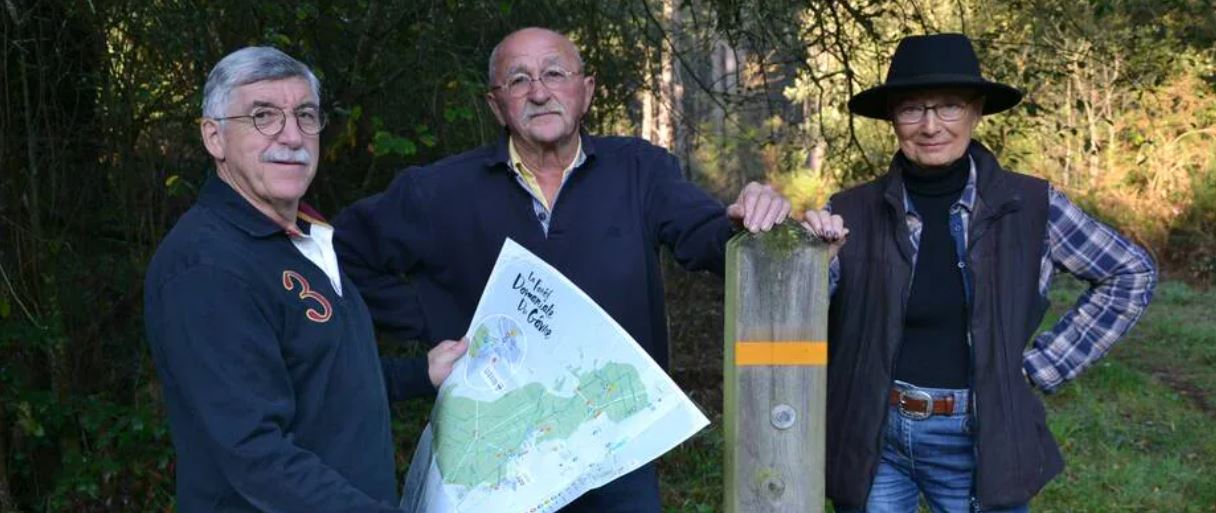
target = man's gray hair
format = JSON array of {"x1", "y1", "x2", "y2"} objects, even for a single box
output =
[
  {"x1": 202, "y1": 46, "x2": 321, "y2": 118},
  {"x1": 487, "y1": 28, "x2": 585, "y2": 86}
]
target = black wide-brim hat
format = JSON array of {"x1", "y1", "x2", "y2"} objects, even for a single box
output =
[{"x1": 848, "y1": 33, "x2": 1023, "y2": 120}]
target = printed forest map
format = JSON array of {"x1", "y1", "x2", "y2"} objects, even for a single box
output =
[{"x1": 403, "y1": 239, "x2": 708, "y2": 513}]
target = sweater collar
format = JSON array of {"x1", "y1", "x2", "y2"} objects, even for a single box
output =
[
  {"x1": 198, "y1": 175, "x2": 324, "y2": 239},
  {"x1": 886, "y1": 141, "x2": 1012, "y2": 216},
  {"x1": 483, "y1": 131, "x2": 598, "y2": 171},
  {"x1": 898, "y1": 152, "x2": 970, "y2": 197}
]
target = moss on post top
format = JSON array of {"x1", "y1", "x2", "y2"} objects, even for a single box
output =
[{"x1": 729, "y1": 221, "x2": 820, "y2": 261}]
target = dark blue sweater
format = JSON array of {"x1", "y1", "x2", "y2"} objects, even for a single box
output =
[
  {"x1": 144, "y1": 177, "x2": 431, "y2": 513},
  {"x1": 333, "y1": 134, "x2": 734, "y2": 369},
  {"x1": 333, "y1": 134, "x2": 734, "y2": 512}
]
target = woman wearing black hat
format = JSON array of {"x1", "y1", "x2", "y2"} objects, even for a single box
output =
[{"x1": 802, "y1": 33, "x2": 1156, "y2": 512}]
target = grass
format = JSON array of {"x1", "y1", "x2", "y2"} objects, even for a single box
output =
[
  {"x1": 656, "y1": 278, "x2": 1216, "y2": 512},
  {"x1": 1032, "y1": 279, "x2": 1216, "y2": 511},
  {"x1": 386, "y1": 278, "x2": 1216, "y2": 511}
]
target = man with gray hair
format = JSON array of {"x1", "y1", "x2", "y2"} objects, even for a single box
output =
[
  {"x1": 335, "y1": 27, "x2": 792, "y2": 513},
  {"x1": 144, "y1": 46, "x2": 467, "y2": 513}
]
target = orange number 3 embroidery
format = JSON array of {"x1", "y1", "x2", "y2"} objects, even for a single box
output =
[{"x1": 282, "y1": 270, "x2": 333, "y2": 323}]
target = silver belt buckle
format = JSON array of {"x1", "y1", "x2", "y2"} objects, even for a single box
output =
[{"x1": 898, "y1": 388, "x2": 934, "y2": 420}]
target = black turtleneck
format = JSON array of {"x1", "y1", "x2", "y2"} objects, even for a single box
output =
[{"x1": 893, "y1": 152, "x2": 971, "y2": 389}]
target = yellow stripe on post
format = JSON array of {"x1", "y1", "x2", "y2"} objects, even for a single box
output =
[{"x1": 735, "y1": 340, "x2": 827, "y2": 366}]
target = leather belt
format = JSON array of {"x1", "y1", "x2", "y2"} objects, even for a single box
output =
[{"x1": 889, "y1": 387, "x2": 969, "y2": 419}]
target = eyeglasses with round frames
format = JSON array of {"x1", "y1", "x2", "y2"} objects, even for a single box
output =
[
  {"x1": 212, "y1": 106, "x2": 327, "y2": 136},
  {"x1": 892, "y1": 98, "x2": 976, "y2": 125},
  {"x1": 491, "y1": 68, "x2": 582, "y2": 98}
]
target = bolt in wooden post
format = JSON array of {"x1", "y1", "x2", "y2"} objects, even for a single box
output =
[{"x1": 724, "y1": 224, "x2": 829, "y2": 513}]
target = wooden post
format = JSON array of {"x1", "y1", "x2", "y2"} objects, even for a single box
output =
[{"x1": 724, "y1": 223, "x2": 829, "y2": 513}]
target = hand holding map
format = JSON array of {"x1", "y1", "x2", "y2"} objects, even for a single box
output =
[{"x1": 402, "y1": 238, "x2": 709, "y2": 513}]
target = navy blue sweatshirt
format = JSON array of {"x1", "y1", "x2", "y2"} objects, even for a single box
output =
[
  {"x1": 144, "y1": 177, "x2": 432, "y2": 513},
  {"x1": 333, "y1": 134, "x2": 734, "y2": 369},
  {"x1": 332, "y1": 134, "x2": 734, "y2": 511}
]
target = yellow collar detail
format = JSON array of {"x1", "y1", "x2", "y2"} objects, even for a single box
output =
[{"x1": 507, "y1": 137, "x2": 583, "y2": 210}]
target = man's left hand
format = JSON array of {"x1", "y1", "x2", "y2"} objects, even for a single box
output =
[
  {"x1": 726, "y1": 182, "x2": 792, "y2": 233},
  {"x1": 428, "y1": 338, "x2": 469, "y2": 388}
]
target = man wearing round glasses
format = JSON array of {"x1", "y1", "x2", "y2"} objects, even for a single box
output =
[
  {"x1": 145, "y1": 46, "x2": 466, "y2": 513},
  {"x1": 202, "y1": 78, "x2": 325, "y2": 226},
  {"x1": 802, "y1": 34, "x2": 1155, "y2": 512},
  {"x1": 336, "y1": 27, "x2": 791, "y2": 513}
]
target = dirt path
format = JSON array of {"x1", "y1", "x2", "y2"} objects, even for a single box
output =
[{"x1": 1148, "y1": 367, "x2": 1216, "y2": 417}]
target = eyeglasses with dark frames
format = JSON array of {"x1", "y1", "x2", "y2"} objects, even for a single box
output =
[
  {"x1": 212, "y1": 106, "x2": 327, "y2": 136},
  {"x1": 891, "y1": 97, "x2": 977, "y2": 125}
]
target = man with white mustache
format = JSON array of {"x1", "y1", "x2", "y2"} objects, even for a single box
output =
[
  {"x1": 334, "y1": 27, "x2": 792, "y2": 513},
  {"x1": 144, "y1": 46, "x2": 467, "y2": 513},
  {"x1": 260, "y1": 146, "x2": 313, "y2": 166}
]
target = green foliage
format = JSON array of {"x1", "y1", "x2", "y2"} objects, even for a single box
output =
[
  {"x1": 1, "y1": 314, "x2": 174, "y2": 512},
  {"x1": 44, "y1": 397, "x2": 175, "y2": 512},
  {"x1": 2, "y1": 0, "x2": 1213, "y2": 510},
  {"x1": 1031, "y1": 278, "x2": 1216, "y2": 510},
  {"x1": 657, "y1": 279, "x2": 1216, "y2": 511},
  {"x1": 372, "y1": 130, "x2": 418, "y2": 158},
  {"x1": 1168, "y1": 162, "x2": 1216, "y2": 285},
  {"x1": 972, "y1": 0, "x2": 1216, "y2": 256},
  {"x1": 710, "y1": 0, "x2": 1216, "y2": 265},
  {"x1": 659, "y1": 426, "x2": 724, "y2": 513}
]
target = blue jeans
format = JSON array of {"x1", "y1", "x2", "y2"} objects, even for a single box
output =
[{"x1": 837, "y1": 386, "x2": 1029, "y2": 513}]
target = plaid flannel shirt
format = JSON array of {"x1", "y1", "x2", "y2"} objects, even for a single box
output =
[{"x1": 828, "y1": 158, "x2": 1157, "y2": 393}]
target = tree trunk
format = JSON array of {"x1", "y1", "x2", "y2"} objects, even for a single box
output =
[
  {"x1": 655, "y1": 0, "x2": 685, "y2": 173},
  {"x1": 709, "y1": 38, "x2": 742, "y2": 186},
  {"x1": 641, "y1": 74, "x2": 655, "y2": 142},
  {"x1": 0, "y1": 405, "x2": 18, "y2": 513},
  {"x1": 710, "y1": 41, "x2": 729, "y2": 139},
  {"x1": 18, "y1": 21, "x2": 41, "y2": 270}
]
